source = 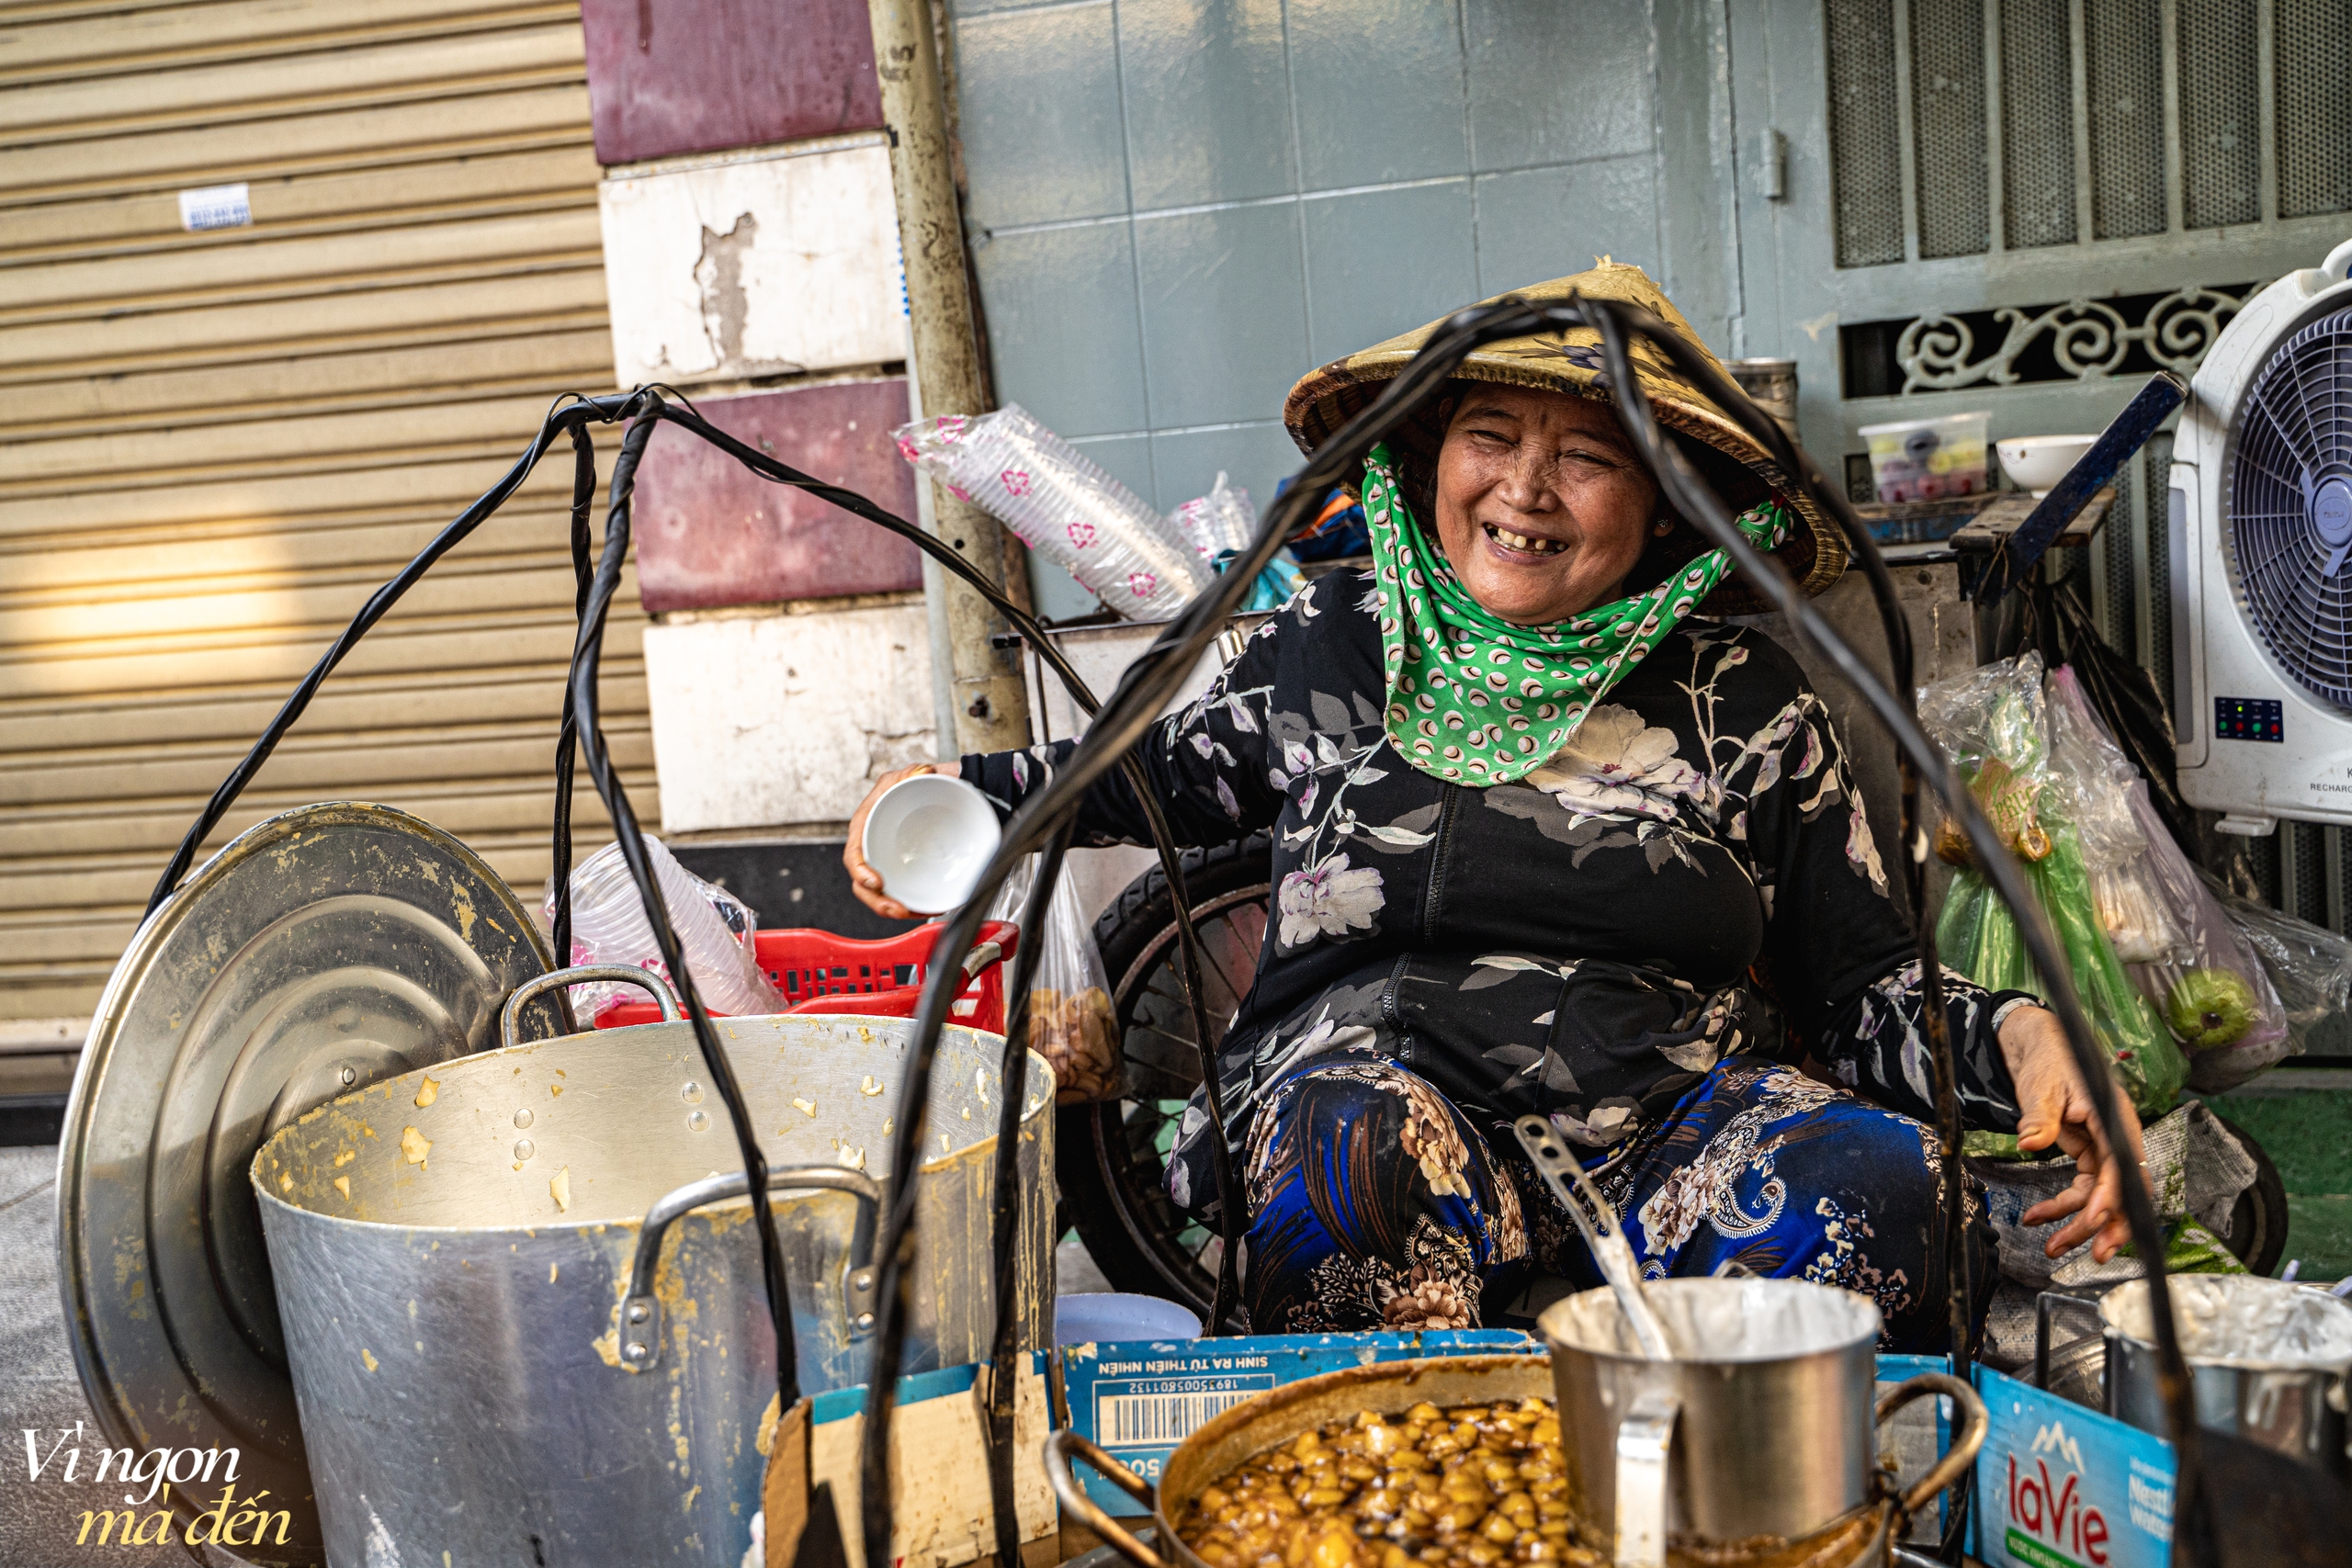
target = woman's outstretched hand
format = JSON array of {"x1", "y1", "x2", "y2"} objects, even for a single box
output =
[
  {"x1": 842, "y1": 762, "x2": 938, "y2": 920},
  {"x1": 1996, "y1": 1005, "x2": 2150, "y2": 1263}
]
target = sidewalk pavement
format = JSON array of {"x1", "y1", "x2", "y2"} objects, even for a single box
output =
[{"x1": 2, "y1": 1144, "x2": 198, "y2": 1566}]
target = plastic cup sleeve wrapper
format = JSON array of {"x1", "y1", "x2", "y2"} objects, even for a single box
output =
[
  {"x1": 896, "y1": 406, "x2": 1209, "y2": 620},
  {"x1": 559, "y1": 836, "x2": 781, "y2": 1016},
  {"x1": 1171, "y1": 474, "x2": 1259, "y2": 565}
]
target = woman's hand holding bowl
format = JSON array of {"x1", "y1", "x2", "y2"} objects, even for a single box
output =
[{"x1": 843, "y1": 762, "x2": 938, "y2": 920}]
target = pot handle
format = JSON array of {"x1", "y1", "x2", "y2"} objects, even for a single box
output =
[
  {"x1": 1042, "y1": 1430, "x2": 1167, "y2": 1568},
  {"x1": 1873, "y1": 1372, "x2": 1991, "y2": 1524},
  {"x1": 2033, "y1": 1290, "x2": 2103, "y2": 1391},
  {"x1": 1611, "y1": 1388, "x2": 1679, "y2": 1568},
  {"x1": 616, "y1": 1165, "x2": 882, "y2": 1372},
  {"x1": 502, "y1": 964, "x2": 682, "y2": 1048}
]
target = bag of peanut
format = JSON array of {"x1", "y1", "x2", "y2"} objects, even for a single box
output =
[{"x1": 989, "y1": 858, "x2": 1123, "y2": 1102}]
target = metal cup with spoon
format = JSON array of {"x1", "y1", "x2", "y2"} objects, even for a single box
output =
[{"x1": 1512, "y1": 1115, "x2": 1988, "y2": 1568}]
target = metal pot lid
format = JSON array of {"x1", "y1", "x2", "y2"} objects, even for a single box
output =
[{"x1": 57, "y1": 802, "x2": 567, "y2": 1563}]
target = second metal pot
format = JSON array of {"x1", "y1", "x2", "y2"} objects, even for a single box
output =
[
  {"x1": 1537, "y1": 1279, "x2": 1986, "y2": 1561},
  {"x1": 2100, "y1": 1274, "x2": 2352, "y2": 1474}
]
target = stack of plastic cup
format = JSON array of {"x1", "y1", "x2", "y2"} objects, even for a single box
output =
[
  {"x1": 564, "y1": 836, "x2": 783, "y2": 1017},
  {"x1": 1170, "y1": 471, "x2": 1258, "y2": 567},
  {"x1": 895, "y1": 405, "x2": 1209, "y2": 621}
]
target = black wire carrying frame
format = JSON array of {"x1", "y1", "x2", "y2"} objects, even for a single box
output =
[{"x1": 139, "y1": 299, "x2": 2214, "y2": 1568}]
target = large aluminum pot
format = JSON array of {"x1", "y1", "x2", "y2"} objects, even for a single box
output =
[
  {"x1": 1538, "y1": 1280, "x2": 1987, "y2": 1565},
  {"x1": 2101, "y1": 1274, "x2": 2352, "y2": 1473},
  {"x1": 254, "y1": 967, "x2": 1053, "y2": 1566}
]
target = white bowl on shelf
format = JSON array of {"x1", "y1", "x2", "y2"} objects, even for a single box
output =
[{"x1": 1996, "y1": 434, "x2": 2098, "y2": 497}]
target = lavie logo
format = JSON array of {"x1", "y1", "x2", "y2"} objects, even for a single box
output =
[{"x1": 2005, "y1": 1422, "x2": 2111, "y2": 1568}]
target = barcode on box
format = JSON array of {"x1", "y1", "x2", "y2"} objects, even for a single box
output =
[{"x1": 1097, "y1": 1388, "x2": 1255, "y2": 1446}]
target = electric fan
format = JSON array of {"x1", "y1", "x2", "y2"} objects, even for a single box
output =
[{"x1": 2173, "y1": 235, "x2": 2352, "y2": 834}]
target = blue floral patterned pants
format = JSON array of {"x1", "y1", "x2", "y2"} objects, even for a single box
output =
[{"x1": 1238, "y1": 1055, "x2": 1991, "y2": 1350}]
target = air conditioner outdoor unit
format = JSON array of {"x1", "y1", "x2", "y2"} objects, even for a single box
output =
[{"x1": 2172, "y1": 235, "x2": 2352, "y2": 836}]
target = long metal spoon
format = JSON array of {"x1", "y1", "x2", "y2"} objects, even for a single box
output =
[{"x1": 1512, "y1": 1114, "x2": 1673, "y2": 1360}]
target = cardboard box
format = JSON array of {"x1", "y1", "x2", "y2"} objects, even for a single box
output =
[
  {"x1": 1970, "y1": 1365, "x2": 2176, "y2": 1568},
  {"x1": 1057, "y1": 1330, "x2": 1543, "y2": 1515},
  {"x1": 793, "y1": 1353, "x2": 1057, "y2": 1568}
]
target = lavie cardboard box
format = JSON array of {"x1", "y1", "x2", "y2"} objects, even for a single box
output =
[{"x1": 1970, "y1": 1365, "x2": 2177, "y2": 1568}]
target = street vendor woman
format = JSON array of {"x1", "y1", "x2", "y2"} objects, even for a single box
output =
[{"x1": 843, "y1": 262, "x2": 2146, "y2": 1349}]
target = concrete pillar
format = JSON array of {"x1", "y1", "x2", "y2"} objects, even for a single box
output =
[{"x1": 869, "y1": 0, "x2": 1033, "y2": 754}]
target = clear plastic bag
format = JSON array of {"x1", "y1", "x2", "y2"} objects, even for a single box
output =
[
  {"x1": 1170, "y1": 473, "x2": 1306, "y2": 610},
  {"x1": 2039, "y1": 665, "x2": 2292, "y2": 1089},
  {"x1": 2202, "y1": 867, "x2": 2352, "y2": 1067},
  {"x1": 1921, "y1": 655, "x2": 2188, "y2": 1115},
  {"x1": 1922, "y1": 654, "x2": 2054, "y2": 868},
  {"x1": 1170, "y1": 471, "x2": 1257, "y2": 564},
  {"x1": 895, "y1": 406, "x2": 1209, "y2": 622},
  {"x1": 548, "y1": 836, "x2": 785, "y2": 1020},
  {"x1": 988, "y1": 858, "x2": 1121, "y2": 1103},
  {"x1": 2046, "y1": 667, "x2": 2186, "y2": 965},
  {"x1": 2122, "y1": 800, "x2": 2293, "y2": 1092}
]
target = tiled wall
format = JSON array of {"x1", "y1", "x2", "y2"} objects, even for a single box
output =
[{"x1": 950, "y1": 0, "x2": 1675, "y2": 616}]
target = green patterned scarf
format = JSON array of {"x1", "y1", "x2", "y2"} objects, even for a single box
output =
[{"x1": 1361, "y1": 442, "x2": 1791, "y2": 786}]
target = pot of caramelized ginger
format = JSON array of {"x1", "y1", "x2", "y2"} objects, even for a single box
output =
[
  {"x1": 1178, "y1": 1388, "x2": 1581, "y2": 1568},
  {"x1": 1044, "y1": 1349, "x2": 1981, "y2": 1568},
  {"x1": 1046, "y1": 1355, "x2": 1585, "y2": 1568}
]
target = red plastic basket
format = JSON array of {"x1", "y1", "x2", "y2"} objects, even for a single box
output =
[{"x1": 590, "y1": 919, "x2": 1020, "y2": 1034}]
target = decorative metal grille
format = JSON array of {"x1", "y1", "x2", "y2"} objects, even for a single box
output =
[
  {"x1": 2085, "y1": 0, "x2": 2167, "y2": 240},
  {"x1": 1911, "y1": 0, "x2": 1991, "y2": 258},
  {"x1": 1826, "y1": 0, "x2": 2346, "y2": 266},
  {"x1": 2252, "y1": 829, "x2": 2281, "y2": 909},
  {"x1": 2276, "y1": 0, "x2": 2352, "y2": 220},
  {"x1": 2179, "y1": 0, "x2": 2262, "y2": 229},
  {"x1": 1826, "y1": 0, "x2": 1905, "y2": 267},
  {"x1": 2103, "y1": 434, "x2": 2141, "y2": 649},
  {"x1": 2142, "y1": 429, "x2": 2175, "y2": 710},
  {"x1": 2289, "y1": 822, "x2": 2328, "y2": 923},
  {"x1": 1892, "y1": 281, "x2": 2255, "y2": 390},
  {"x1": 2002, "y1": 0, "x2": 2078, "y2": 248}
]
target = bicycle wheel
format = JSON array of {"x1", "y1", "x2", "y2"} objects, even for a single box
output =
[{"x1": 1056, "y1": 836, "x2": 1271, "y2": 1322}]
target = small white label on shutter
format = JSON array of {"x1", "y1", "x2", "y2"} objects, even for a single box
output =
[{"x1": 178, "y1": 183, "x2": 252, "y2": 231}]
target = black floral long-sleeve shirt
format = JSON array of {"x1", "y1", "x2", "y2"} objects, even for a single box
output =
[{"x1": 962, "y1": 570, "x2": 2027, "y2": 1217}]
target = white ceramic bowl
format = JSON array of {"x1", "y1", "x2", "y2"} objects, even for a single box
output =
[
  {"x1": 861, "y1": 772, "x2": 1002, "y2": 915},
  {"x1": 1996, "y1": 434, "x2": 2098, "y2": 496}
]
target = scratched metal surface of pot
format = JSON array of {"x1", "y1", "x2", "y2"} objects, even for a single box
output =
[
  {"x1": 2100, "y1": 1275, "x2": 2352, "y2": 1473},
  {"x1": 56, "y1": 801, "x2": 564, "y2": 1566},
  {"x1": 254, "y1": 1006, "x2": 1053, "y2": 1567},
  {"x1": 1539, "y1": 1279, "x2": 1884, "y2": 1546}
]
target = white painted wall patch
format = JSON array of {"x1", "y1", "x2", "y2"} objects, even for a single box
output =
[
  {"x1": 643, "y1": 603, "x2": 937, "y2": 832},
  {"x1": 600, "y1": 143, "x2": 902, "y2": 387},
  {"x1": 178, "y1": 183, "x2": 252, "y2": 231}
]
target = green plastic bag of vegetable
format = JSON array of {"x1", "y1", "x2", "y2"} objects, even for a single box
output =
[
  {"x1": 1938, "y1": 849, "x2": 2187, "y2": 1116},
  {"x1": 1923, "y1": 655, "x2": 2188, "y2": 1117}
]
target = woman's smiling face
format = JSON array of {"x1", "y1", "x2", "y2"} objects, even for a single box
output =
[{"x1": 1430, "y1": 385, "x2": 1661, "y2": 626}]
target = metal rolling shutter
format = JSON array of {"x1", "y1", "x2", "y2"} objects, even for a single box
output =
[{"x1": 0, "y1": 0, "x2": 648, "y2": 1028}]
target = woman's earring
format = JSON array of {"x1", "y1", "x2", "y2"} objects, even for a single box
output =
[{"x1": 1652, "y1": 519, "x2": 1674, "y2": 536}]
